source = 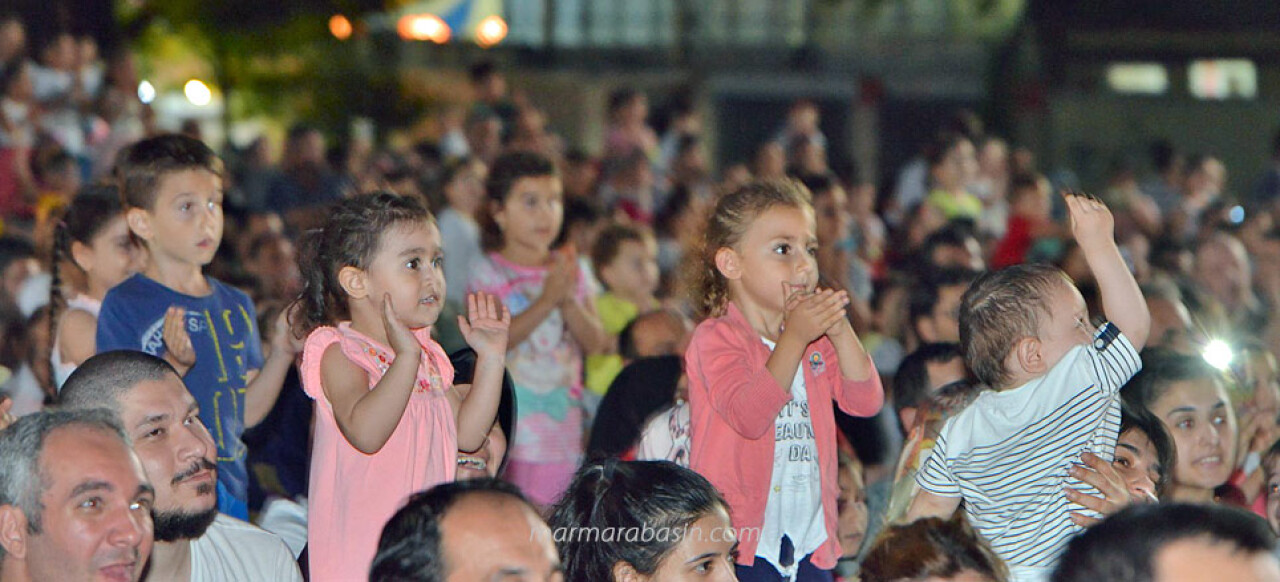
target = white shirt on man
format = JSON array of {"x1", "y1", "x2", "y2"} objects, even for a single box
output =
[{"x1": 190, "y1": 514, "x2": 302, "y2": 582}]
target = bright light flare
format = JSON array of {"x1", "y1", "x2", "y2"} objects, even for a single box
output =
[
  {"x1": 1203, "y1": 339, "x2": 1234, "y2": 371},
  {"x1": 330, "y1": 15, "x2": 353, "y2": 40},
  {"x1": 137, "y1": 80, "x2": 156, "y2": 104},
  {"x1": 184, "y1": 79, "x2": 212, "y2": 106},
  {"x1": 398, "y1": 14, "x2": 450, "y2": 43},
  {"x1": 476, "y1": 15, "x2": 508, "y2": 48}
]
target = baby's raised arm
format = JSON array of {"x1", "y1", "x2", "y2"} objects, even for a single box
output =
[{"x1": 1065, "y1": 191, "x2": 1150, "y2": 349}]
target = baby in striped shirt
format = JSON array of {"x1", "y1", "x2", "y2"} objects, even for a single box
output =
[{"x1": 906, "y1": 191, "x2": 1151, "y2": 582}]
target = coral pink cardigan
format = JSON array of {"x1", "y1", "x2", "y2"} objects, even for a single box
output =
[{"x1": 687, "y1": 303, "x2": 883, "y2": 569}]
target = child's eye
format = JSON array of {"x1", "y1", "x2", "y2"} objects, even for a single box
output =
[
  {"x1": 807, "y1": 244, "x2": 819, "y2": 257},
  {"x1": 774, "y1": 244, "x2": 791, "y2": 255},
  {"x1": 406, "y1": 258, "x2": 421, "y2": 270},
  {"x1": 432, "y1": 256, "x2": 444, "y2": 269},
  {"x1": 1114, "y1": 457, "x2": 1131, "y2": 468},
  {"x1": 1177, "y1": 419, "x2": 1194, "y2": 430},
  {"x1": 694, "y1": 560, "x2": 714, "y2": 574},
  {"x1": 179, "y1": 202, "x2": 193, "y2": 212}
]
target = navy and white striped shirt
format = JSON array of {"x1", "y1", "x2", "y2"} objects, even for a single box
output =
[{"x1": 917, "y1": 323, "x2": 1141, "y2": 582}]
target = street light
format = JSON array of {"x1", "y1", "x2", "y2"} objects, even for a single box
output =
[
  {"x1": 476, "y1": 15, "x2": 507, "y2": 48},
  {"x1": 397, "y1": 14, "x2": 450, "y2": 44},
  {"x1": 137, "y1": 80, "x2": 156, "y2": 104},
  {"x1": 184, "y1": 79, "x2": 212, "y2": 107},
  {"x1": 330, "y1": 14, "x2": 353, "y2": 40}
]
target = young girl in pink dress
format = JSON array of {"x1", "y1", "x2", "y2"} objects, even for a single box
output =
[{"x1": 293, "y1": 192, "x2": 509, "y2": 581}]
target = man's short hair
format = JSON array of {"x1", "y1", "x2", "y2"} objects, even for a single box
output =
[
  {"x1": 893, "y1": 342, "x2": 964, "y2": 416},
  {"x1": 0, "y1": 409, "x2": 129, "y2": 560},
  {"x1": 959, "y1": 263, "x2": 1073, "y2": 388},
  {"x1": 117, "y1": 133, "x2": 222, "y2": 210},
  {"x1": 1052, "y1": 503, "x2": 1275, "y2": 582},
  {"x1": 369, "y1": 478, "x2": 531, "y2": 582},
  {"x1": 59, "y1": 350, "x2": 181, "y2": 413}
]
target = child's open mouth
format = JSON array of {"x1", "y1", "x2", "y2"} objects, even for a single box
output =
[{"x1": 419, "y1": 294, "x2": 439, "y2": 306}]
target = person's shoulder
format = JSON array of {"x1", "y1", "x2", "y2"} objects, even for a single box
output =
[
  {"x1": 207, "y1": 277, "x2": 255, "y2": 304},
  {"x1": 202, "y1": 513, "x2": 295, "y2": 555},
  {"x1": 197, "y1": 514, "x2": 298, "y2": 573},
  {"x1": 100, "y1": 274, "x2": 162, "y2": 309}
]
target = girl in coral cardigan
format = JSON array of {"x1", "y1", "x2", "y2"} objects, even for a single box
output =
[{"x1": 684, "y1": 178, "x2": 883, "y2": 582}]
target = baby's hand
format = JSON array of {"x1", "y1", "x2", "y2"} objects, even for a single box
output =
[
  {"x1": 162, "y1": 306, "x2": 196, "y2": 370},
  {"x1": 382, "y1": 294, "x2": 422, "y2": 358},
  {"x1": 1064, "y1": 190, "x2": 1116, "y2": 249},
  {"x1": 459, "y1": 292, "x2": 511, "y2": 358},
  {"x1": 783, "y1": 288, "x2": 849, "y2": 345}
]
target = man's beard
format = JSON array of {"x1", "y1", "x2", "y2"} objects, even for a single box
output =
[{"x1": 153, "y1": 506, "x2": 219, "y2": 542}]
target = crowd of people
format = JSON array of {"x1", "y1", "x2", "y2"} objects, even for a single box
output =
[{"x1": 3, "y1": 11, "x2": 1280, "y2": 582}]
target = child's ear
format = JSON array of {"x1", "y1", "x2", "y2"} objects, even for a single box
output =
[
  {"x1": 490, "y1": 200, "x2": 506, "y2": 231},
  {"x1": 69, "y1": 240, "x2": 94, "y2": 273},
  {"x1": 713, "y1": 247, "x2": 741, "y2": 281},
  {"x1": 125, "y1": 207, "x2": 152, "y2": 242},
  {"x1": 1014, "y1": 336, "x2": 1046, "y2": 376},
  {"x1": 337, "y1": 266, "x2": 368, "y2": 300},
  {"x1": 0, "y1": 505, "x2": 29, "y2": 559}
]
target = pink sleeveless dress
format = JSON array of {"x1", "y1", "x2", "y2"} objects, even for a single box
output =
[{"x1": 302, "y1": 322, "x2": 456, "y2": 581}]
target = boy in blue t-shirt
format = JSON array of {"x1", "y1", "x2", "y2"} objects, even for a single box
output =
[{"x1": 97, "y1": 134, "x2": 299, "y2": 520}]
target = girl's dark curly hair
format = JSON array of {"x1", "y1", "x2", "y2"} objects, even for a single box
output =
[{"x1": 290, "y1": 192, "x2": 433, "y2": 337}]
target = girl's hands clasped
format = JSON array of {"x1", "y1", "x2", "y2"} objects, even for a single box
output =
[
  {"x1": 459, "y1": 292, "x2": 512, "y2": 357},
  {"x1": 782, "y1": 287, "x2": 850, "y2": 344}
]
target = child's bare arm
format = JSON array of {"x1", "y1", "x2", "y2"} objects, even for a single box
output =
[
  {"x1": 906, "y1": 490, "x2": 961, "y2": 522},
  {"x1": 321, "y1": 299, "x2": 422, "y2": 454},
  {"x1": 245, "y1": 308, "x2": 304, "y2": 427},
  {"x1": 1066, "y1": 192, "x2": 1150, "y2": 349},
  {"x1": 454, "y1": 293, "x2": 510, "y2": 451},
  {"x1": 562, "y1": 294, "x2": 609, "y2": 355}
]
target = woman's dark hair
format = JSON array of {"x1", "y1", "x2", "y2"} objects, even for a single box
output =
[
  {"x1": 290, "y1": 192, "x2": 432, "y2": 337},
  {"x1": 1118, "y1": 402, "x2": 1176, "y2": 499},
  {"x1": 480, "y1": 151, "x2": 558, "y2": 251},
  {"x1": 1125, "y1": 347, "x2": 1232, "y2": 413},
  {"x1": 548, "y1": 460, "x2": 730, "y2": 582},
  {"x1": 49, "y1": 187, "x2": 127, "y2": 379}
]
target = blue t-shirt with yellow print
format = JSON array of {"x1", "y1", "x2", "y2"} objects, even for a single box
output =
[{"x1": 96, "y1": 273, "x2": 264, "y2": 520}]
